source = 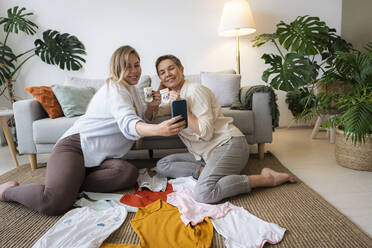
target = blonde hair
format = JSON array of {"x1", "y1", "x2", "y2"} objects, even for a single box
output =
[
  {"x1": 107, "y1": 45, "x2": 140, "y2": 113},
  {"x1": 107, "y1": 45, "x2": 140, "y2": 87}
]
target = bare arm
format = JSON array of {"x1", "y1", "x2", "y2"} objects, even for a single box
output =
[{"x1": 136, "y1": 115, "x2": 186, "y2": 137}]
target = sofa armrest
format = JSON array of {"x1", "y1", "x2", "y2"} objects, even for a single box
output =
[
  {"x1": 13, "y1": 99, "x2": 48, "y2": 154},
  {"x1": 252, "y1": 92, "x2": 273, "y2": 144}
]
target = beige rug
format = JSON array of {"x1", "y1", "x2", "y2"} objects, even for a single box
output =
[{"x1": 0, "y1": 153, "x2": 371, "y2": 247}]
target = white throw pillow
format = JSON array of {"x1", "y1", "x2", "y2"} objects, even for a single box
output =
[
  {"x1": 64, "y1": 76, "x2": 105, "y2": 91},
  {"x1": 200, "y1": 72, "x2": 241, "y2": 107}
]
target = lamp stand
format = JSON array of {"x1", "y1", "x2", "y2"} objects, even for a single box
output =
[{"x1": 235, "y1": 29, "x2": 241, "y2": 74}]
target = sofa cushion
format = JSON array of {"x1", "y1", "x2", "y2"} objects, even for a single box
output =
[
  {"x1": 64, "y1": 76, "x2": 105, "y2": 91},
  {"x1": 51, "y1": 84, "x2": 96, "y2": 117},
  {"x1": 200, "y1": 72, "x2": 241, "y2": 107},
  {"x1": 65, "y1": 76, "x2": 151, "y2": 107},
  {"x1": 33, "y1": 116, "x2": 79, "y2": 143},
  {"x1": 24, "y1": 86, "x2": 64, "y2": 119},
  {"x1": 221, "y1": 108, "x2": 254, "y2": 134}
]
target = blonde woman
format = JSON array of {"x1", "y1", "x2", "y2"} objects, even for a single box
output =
[{"x1": 0, "y1": 46, "x2": 185, "y2": 215}]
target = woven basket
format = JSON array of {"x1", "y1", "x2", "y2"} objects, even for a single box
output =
[{"x1": 335, "y1": 129, "x2": 372, "y2": 171}]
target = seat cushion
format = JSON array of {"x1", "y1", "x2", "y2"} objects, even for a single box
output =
[
  {"x1": 151, "y1": 108, "x2": 253, "y2": 135},
  {"x1": 33, "y1": 116, "x2": 79, "y2": 143},
  {"x1": 221, "y1": 108, "x2": 254, "y2": 135}
]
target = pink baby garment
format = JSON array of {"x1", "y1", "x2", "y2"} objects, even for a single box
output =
[{"x1": 167, "y1": 187, "x2": 235, "y2": 225}]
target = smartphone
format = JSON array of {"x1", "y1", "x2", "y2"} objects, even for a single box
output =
[{"x1": 171, "y1": 99, "x2": 188, "y2": 128}]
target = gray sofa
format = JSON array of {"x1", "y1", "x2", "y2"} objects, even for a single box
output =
[{"x1": 14, "y1": 72, "x2": 273, "y2": 170}]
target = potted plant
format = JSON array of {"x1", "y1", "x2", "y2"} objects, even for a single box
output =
[
  {"x1": 252, "y1": 15, "x2": 352, "y2": 119},
  {"x1": 303, "y1": 43, "x2": 372, "y2": 171},
  {"x1": 0, "y1": 6, "x2": 87, "y2": 105}
]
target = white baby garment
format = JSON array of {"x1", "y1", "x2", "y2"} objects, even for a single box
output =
[
  {"x1": 137, "y1": 168, "x2": 167, "y2": 192},
  {"x1": 76, "y1": 191, "x2": 138, "y2": 212},
  {"x1": 211, "y1": 207, "x2": 286, "y2": 248},
  {"x1": 32, "y1": 202, "x2": 127, "y2": 248},
  {"x1": 169, "y1": 176, "x2": 197, "y2": 193}
]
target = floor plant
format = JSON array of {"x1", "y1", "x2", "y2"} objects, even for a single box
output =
[
  {"x1": 252, "y1": 15, "x2": 352, "y2": 118},
  {"x1": 0, "y1": 6, "x2": 86, "y2": 105}
]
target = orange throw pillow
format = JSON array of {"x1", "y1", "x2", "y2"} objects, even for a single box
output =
[{"x1": 25, "y1": 86, "x2": 64, "y2": 119}]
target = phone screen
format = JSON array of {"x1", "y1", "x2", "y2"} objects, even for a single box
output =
[{"x1": 171, "y1": 99, "x2": 188, "y2": 128}]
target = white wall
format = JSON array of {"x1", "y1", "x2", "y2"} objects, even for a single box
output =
[{"x1": 0, "y1": 0, "x2": 342, "y2": 127}]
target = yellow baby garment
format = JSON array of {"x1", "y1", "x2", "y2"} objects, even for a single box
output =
[{"x1": 101, "y1": 199, "x2": 213, "y2": 248}]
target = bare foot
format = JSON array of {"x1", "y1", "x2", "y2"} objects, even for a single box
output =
[
  {"x1": 0, "y1": 181, "x2": 19, "y2": 200},
  {"x1": 261, "y1": 168, "x2": 296, "y2": 187}
]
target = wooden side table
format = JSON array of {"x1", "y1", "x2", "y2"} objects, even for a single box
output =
[
  {"x1": 311, "y1": 115, "x2": 336, "y2": 143},
  {"x1": 0, "y1": 108, "x2": 19, "y2": 167}
]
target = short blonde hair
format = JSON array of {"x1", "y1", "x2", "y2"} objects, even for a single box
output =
[{"x1": 107, "y1": 45, "x2": 140, "y2": 87}]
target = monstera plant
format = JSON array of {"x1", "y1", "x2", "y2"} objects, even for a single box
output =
[
  {"x1": 252, "y1": 15, "x2": 352, "y2": 118},
  {"x1": 0, "y1": 6, "x2": 86, "y2": 105}
]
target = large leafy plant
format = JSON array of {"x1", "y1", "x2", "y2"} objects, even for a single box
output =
[
  {"x1": 302, "y1": 44, "x2": 372, "y2": 144},
  {"x1": 0, "y1": 6, "x2": 86, "y2": 104},
  {"x1": 252, "y1": 15, "x2": 352, "y2": 117}
]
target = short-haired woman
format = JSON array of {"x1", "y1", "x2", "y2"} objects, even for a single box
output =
[{"x1": 154, "y1": 54, "x2": 296, "y2": 204}]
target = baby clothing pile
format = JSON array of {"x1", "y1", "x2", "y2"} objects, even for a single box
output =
[{"x1": 32, "y1": 169, "x2": 286, "y2": 248}]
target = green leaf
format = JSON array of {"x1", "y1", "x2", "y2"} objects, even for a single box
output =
[
  {"x1": 0, "y1": 6, "x2": 38, "y2": 35},
  {"x1": 0, "y1": 44, "x2": 17, "y2": 86},
  {"x1": 342, "y1": 102, "x2": 372, "y2": 144},
  {"x1": 275, "y1": 15, "x2": 329, "y2": 55},
  {"x1": 252, "y1": 33, "x2": 278, "y2": 47},
  {"x1": 34, "y1": 29, "x2": 86, "y2": 71},
  {"x1": 261, "y1": 53, "x2": 312, "y2": 91}
]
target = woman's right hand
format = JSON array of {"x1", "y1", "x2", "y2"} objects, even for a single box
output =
[
  {"x1": 148, "y1": 90, "x2": 161, "y2": 110},
  {"x1": 157, "y1": 115, "x2": 186, "y2": 136}
]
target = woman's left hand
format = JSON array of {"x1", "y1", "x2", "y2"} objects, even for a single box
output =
[{"x1": 169, "y1": 90, "x2": 181, "y2": 103}]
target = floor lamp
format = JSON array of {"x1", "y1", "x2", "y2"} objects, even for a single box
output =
[{"x1": 219, "y1": 0, "x2": 256, "y2": 74}]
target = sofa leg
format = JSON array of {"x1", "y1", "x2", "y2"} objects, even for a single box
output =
[
  {"x1": 148, "y1": 149, "x2": 154, "y2": 158},
  {"x1": 29, "y1": 154, "x2": 37, "y2": 170},
  {"x1": 258, "y1": 143, "x2": 265, "y2": 160}
]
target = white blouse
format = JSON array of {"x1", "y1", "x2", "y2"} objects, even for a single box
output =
[
  {"x1": 60, "y1": 81, "x2": 145, "y2": 167},
  {"x1": 159, "y1": 80, "x2": 243, "y2": 161}
]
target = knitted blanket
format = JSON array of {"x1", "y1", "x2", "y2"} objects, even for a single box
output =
[{"x1": 231, "y1": 85, "x2": 279, "y2": 130}]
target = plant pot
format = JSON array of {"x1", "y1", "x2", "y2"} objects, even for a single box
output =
[{"x1": 335, "y1": 129, "x2": 372, "y2": 171}]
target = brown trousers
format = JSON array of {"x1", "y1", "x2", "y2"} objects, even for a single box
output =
[{"x1": 3, "y1": 134, "x2": 138, "y2": 216}]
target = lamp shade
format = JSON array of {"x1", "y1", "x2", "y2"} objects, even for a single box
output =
[{"x1": 219, "y1": 0, "x2": 256, "y2": 37}]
